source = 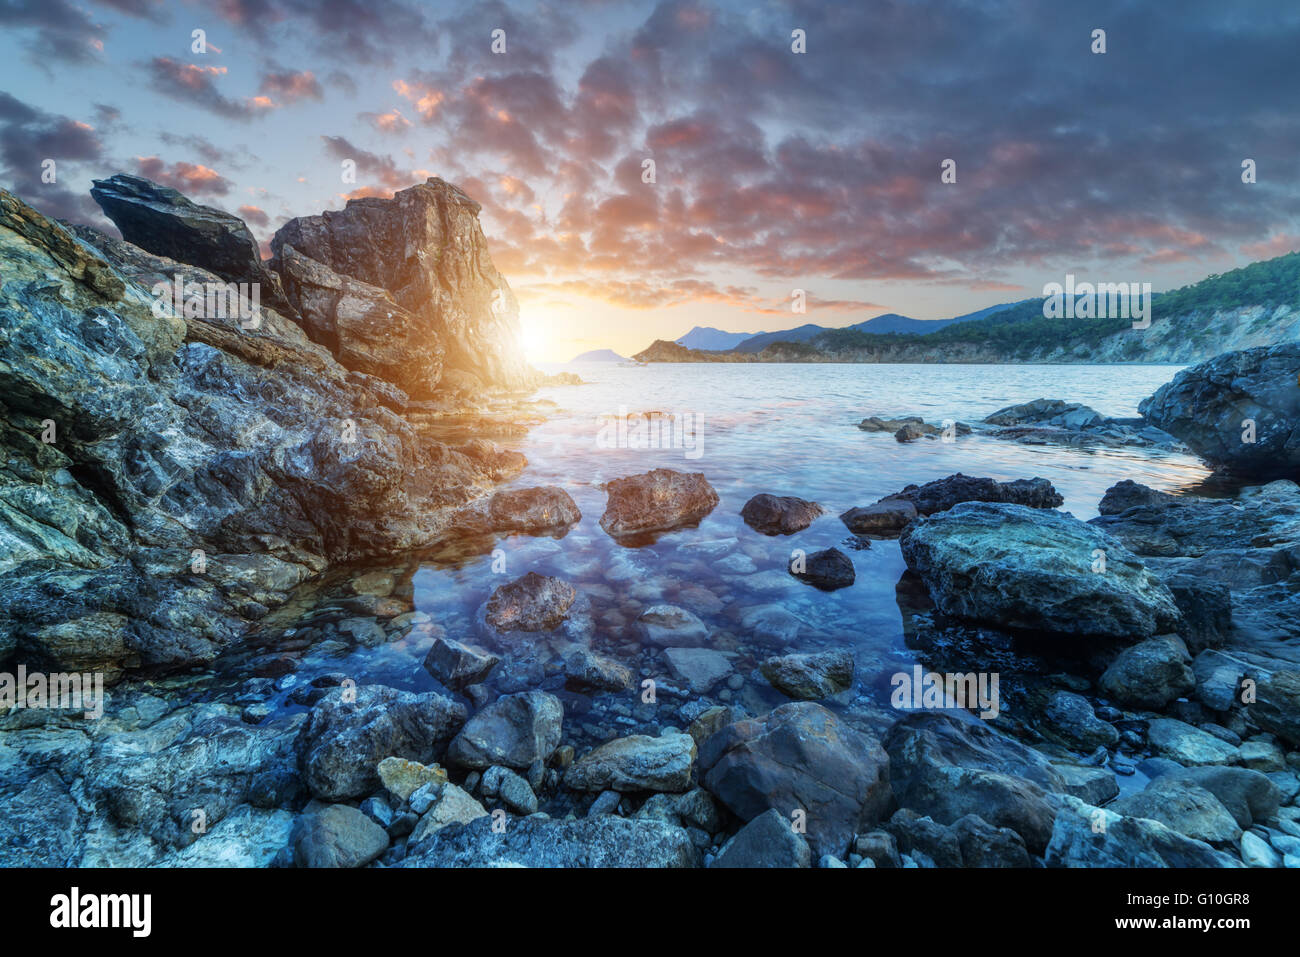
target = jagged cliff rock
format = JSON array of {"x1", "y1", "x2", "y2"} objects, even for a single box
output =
[
  {"x1": 272, "y1": 178, "x2": 537, "y2": 393},
  {"x1": 89, "y1": 174, "x2": 295, "y2": 318},
  {"x1": 275, "y1": 243, "x2": 443, "y2": 397},
  {"x1": 0, "y1": 184, "x2": 527, "y2": 680}
]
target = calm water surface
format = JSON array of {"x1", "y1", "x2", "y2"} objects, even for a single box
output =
[{"x1": 231, "y1": 363, "x2": 1211, "y2": 752}]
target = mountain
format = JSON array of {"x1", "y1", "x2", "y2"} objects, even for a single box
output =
[
  {"x1": 570, "y1": 349, "x2": 627, "y2": 362},
  {"x1": 733, "y1": 323, "x2": 830, "y2": 353},
  {"x1": 634, "y1": 253, "x2": 1300, "y2": 365},
  {"x1": 675, "y1": 326, "x2": 758, "y2": 350}
]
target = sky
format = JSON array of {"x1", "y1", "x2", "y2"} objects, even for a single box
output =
[{"x1": 2, "y1": 0, "x2": 1299, "y2": 363}]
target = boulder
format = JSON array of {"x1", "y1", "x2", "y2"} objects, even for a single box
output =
[
  {"x1": 563, "y1": 647, "x2": 633, "y2": 692},
  {"x1": 739, "y1": 493, "x2": 824, "y2": 535},
  {"x1": 447, "y1": 691, "x2": 563, "y2": 770},
  {"x1": 1254, "y1": 670, "x2": 1300, "y2": 747},
  {"x1": 90, "y1": 173, "x2": 293, "y2": 316},
  {"x1": 714, "y1": 808, "x2": 812, "y2": 867},
  {"x1": 699, "y1": 702, "x2": 891, "y2": 858},
  {"x1": 1146, "y1": 718, "x2": 1240, "y2": 766},
  {"x1": 759, "y1": 649, "x2": 855, "y2": 700},
  {"x1": 878, "y1": 472, "x2": 1064, "y2": 515},
  {"x1": 599, "y1": 468, "x2": 719, "y2": 538},
  {"x1": 276, "y1": 244, "x2": 441, "y2": 395},
  {"x1": 1046, "y1": 796, "x2": 1242, "y2": 867},
  {"x1": 1152, "y1": 766, "x2": 1282, "y2": 829},
  {"x1": 423, "y1": 637, "x2": 500, "y2": 691},
  {"x1": 840, "y1": 499, "x2": 917, "y2": 537},
  {"x1": 485, "y1": 485, "x2": 581, "y2": 535},
  {"x1": 564, "y1": 732, "x2": 696, "y2": 792},
  {"x1": 1140, "y1": 342, "x2": 1300, "y2": 478},
  {"x1": 484, "y1": 573, "x2": 576, "y2": 632},
  {"x1": 408, "y1": 784, "x2": 490, "y2": 842},
  {"x1": 899, "y1": 501, "x2": 1182, "y2": 638},
  {"x1": 884, "y1": 713, "x2": 1064, "y2": 854},
  {"x1": 1098, "y1": 634, "x2": 1195, "y2": 709},
  {"x1": 291, "y1": 804, "x2": 389, "y2": 868},
  {"x1": 297, "y1": 685, "x2": 465, "y2": 800},
  {"x1": 1112, "y1": 779, "x2": 1242, "y2": 845},
  {"x1": 984, "y1": 398, "x2": 1105, "y2": 429},
  {"x1": 788, "y1": 547, "x2": 855, "y2": 590}
]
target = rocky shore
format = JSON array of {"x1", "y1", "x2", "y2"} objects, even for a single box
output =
[{"x1": 2, "y1": 176, "x2": 1299, "y2": 869}]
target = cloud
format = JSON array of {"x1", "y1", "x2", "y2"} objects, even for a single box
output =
[
  {"x1": 238, "y1": 203, "x2": 270, "y2": 227},
  {"x1": 0, "y1": 92, "x2": 103, "y2": 220},
  {"x1": 259, "y1": 69, "x2": 324, "y2": 104},
  {"x1": 143, "y1": 57, "x2": 275, "y2": 119},
  {"x1": 135, "y1": 156, "x2": 233, "y2": 197}
]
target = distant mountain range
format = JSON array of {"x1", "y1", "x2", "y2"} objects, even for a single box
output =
[
  {"x1": 674, "y1": 326, "x2": 759, "y2": 350},
  {"x1": 676, "y1": 302, "x2": 1026, "y2": 355},
  {"x1": 635, "y1": 252, "x2": 1300, "y2": 365},
  {"x1": 569, "y1": 349, "x2": 627, "y2": 362}
]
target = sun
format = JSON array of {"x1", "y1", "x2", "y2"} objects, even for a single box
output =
[{"x1": 517, "y1": 301, "x2": 574, "y2": 363}]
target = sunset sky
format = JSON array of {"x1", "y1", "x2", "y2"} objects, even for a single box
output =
[{"x1": 2, "y1": 0, "x2": 1299, "y2": 362}]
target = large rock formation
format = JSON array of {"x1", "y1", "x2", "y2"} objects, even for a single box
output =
[
  {"x1": 0, "y1": 181, "x2": 529, "y2": 681},
  {"x1": 271, "y1": 178, "x2": 535, "y2": 392},
  {"x1": 89, "y1": 173, "x2": 293, "y2": 317},
  {"x1": 1140, "y1": 342, "x2": 1300, "y2": 478},
  {"x1": 899, "y1": 501, "x2": 1182, "y2": 638}
]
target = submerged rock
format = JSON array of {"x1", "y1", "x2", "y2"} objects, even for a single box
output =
[
  {"x1": 760, "y1": 649, "x2": 855, "y2": 700},
  {"x1": 637, "y1": 604, "x2": 710, "y2": 647},
  {"x1": 899, "y1": 502, "x2": 1182, "y2": 638},
  {"x1": 663, "y1": 647, "x2": 733, "y2": 692},
  {"x1": 1140, "y1": 342, "x2": 1300, "y2": 478},
  {"x1": 699, "y1": 702, "x2": 891, "y2": 858},
  {"x1": 599, "y1": 468, "x2": 719, "y2": 538},
  {"x1": 485, "y1": 572, "x2": 576, "y2": 632},
  {"x1": 739, "y1": 493, "x2": 824, "y2": 535}
]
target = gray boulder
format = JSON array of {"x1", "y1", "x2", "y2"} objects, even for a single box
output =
[
  {"x1": 699, "y1": 702, "x2": 891, "y2": 858},
  {"x1": 447, "y1": 691, "x2": 563, "y2": 770},
  {"x1": 297, "y1": 685, "x2": 465, "y2": 800},
  {"x1": 899, "y1": 501, "x2": 1182, "y2": 638},
  {"x1": 1140, "y1": 342, "x2": 1300, "y2": 478},
  {"x1": 291, "y1": 804, "x2": 389, "y2": 868},
  {"x1": 713, "y1": 808, "x2": 812, "y2": 868}
]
